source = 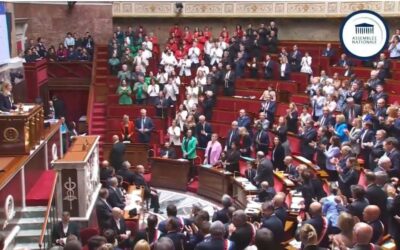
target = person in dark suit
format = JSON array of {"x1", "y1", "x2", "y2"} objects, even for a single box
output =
[
  {"x1": 267, "y1": 30, "x2": 278, "y2": 53},
  {"x1": 272, "y1": 136, "x2": 285, "y2": 171},
  {"x1": 365, "y1": 172, "x2": 387, "y2": 224},
  {"x1": 0, "y1": 82, "x2": 16, "y2": 112},
  {"x1": 258, "y1": 181, "x2": 276, "y2": 203},
  {"x1": 160, "y1": 141, "x2": 177, "y2": 159},
  {"x1": 244, "y1": 161, "x2": 257, "y2": 185},
  {"x1": 109, "y1": 135, "x2": 126, "y2": 171},
  {"x1": 223, "y1": 142, "x2": 241, "y2": 174},
  {"x1": 299, "y1": 202, "x2": 330, "y2": 248},
  {"x1": 343, "y1": 97, "x2": 362, "y2": 126},
  {"x1": 134, "y1": 214, "x2": 160, "y2": 245},
  {"x1": 363, "y1": 205, "x2": 384, "y2": 244},
  {"x1": 347, "y1": 185, "x2": 370, "y2": 221},
  {"x1": 100, "y1": 160, "x2": 114, "y2": 184},
  {"x1": 96, "y1": 188, "x2": 113, "y2": 230},
  {"x1": 52, "y1": 95, "x2": 66, "y2": 119},
  {"x1": 223, "y1": 64, "x2": 236, "y2": 96},
  {"x1": 195, "y1": 115, "x2": 213, "y2": 148},
  {"x1": 338, "y1": 157, "x2": 359, "y2": 198},
  {"x1": 134, "y1": 109, "x2": 154, "y2": 143},
  {"x1": 160, "y1": 218, "x2": 186, "y2": 250},
  {"x1": 321, "y1": 43, "x2": 335, "y2": 58},
  {"x1": 263, "y1": 54, "x2": 276, "y2": 79},
  {"x1": 237, "y1": 109, "x2": 252, "y2": 133},
  {"x1": 261, "y1": 201, "x2": 284, "y2": 243},
  {"x1": 228, "y1": 210, "x2": 254, "y2": 250},
  {"x1": 347, "y1": 82, "x2": 364, "y2": 105},
  {"x1": 254, "y1": 122, "x2": 270, "y2": 155},
  {"x1": 279, "y1": 56, "x2": 291, "y2": 80},
  {"x1": 359, "y1": 121, "x2": 376, "y2": 170},
  {"x1": 107, "y1": 177, "x2": 125, "y2": 209},
  {"x1": 158, "y1": 204, "x2": 190, "y2": 234},
  {"x1": 254, "y1": 151, "x2": 274, "y2": 187},
  {"x1": 225, "y1": 121, "x2": 239, "y2": 150},
  {"x1": 195, "y1": 221, "x2": 235, "y2": 250},
  {"x1": 107, "y1": 207, "x2": 132, "y2": 248},
  {"x1": 317, "y1": 107, "x2": 335, "y2": 128},
  {"x1": 212, "y1": 195, "x2": 233, "y2": 224},
  {"x1": 234, "y1": 51, "x2": 246, "y2": 79},
  {"x1": 337, "y1": 53, "x2": 352, "y2": 67},
  {"x1": 273, "y1": 193, "x2": 288, "y2": 225},
  {"x1": 284, "y1": 156, "x2": 299, "y2": 180},
  {"x1": 350, "y1": 222, "x2": 382, "y2": 250},
  {"x1": 52, "y1": 211, "x2": 80, "y2": 245},
  {"x1": 154, "y1": 92, "x2": 169, "y2": 118},
  {"x1": 116, "y1": 161, "x2": 135, "y2": 185},
  {"x1": 260, "y1": 95, "x2": 276, "y2": 128},
  {"x1": 289, "y1": 45, "x2": 302, "y2": 72},
  {"x1": 134, "y1": 165, "x2": 160, "y2": 213},
  {"x1": 383, "y1": 137, "x2": 400, "y2": 177},
  {"x1": 388, "y1": 193, "x2": 400, "y2": 248},
  {"x1": 200, "y1": 92, "x2": 215, "y2": 121},
  {"x1": 298, "y1": 120, "x2": 317, "y2": 161}
]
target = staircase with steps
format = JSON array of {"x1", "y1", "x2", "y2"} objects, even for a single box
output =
[
  {"x1": 91, "y1": 102, "x2": 107, "y2": 159},
  {"x1": 2, "y1": 206, "x2": 48, "y2": 250}
]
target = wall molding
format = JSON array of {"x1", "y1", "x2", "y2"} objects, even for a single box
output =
[{"x1": 112, "y1": 1, "x2": 400, "y2": 18}]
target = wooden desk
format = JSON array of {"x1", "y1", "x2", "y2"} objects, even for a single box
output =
[
  {"x1": 123, "y1": 185, "x2": 142, "y2": 221},
  {"x1": 273, "y1": 171, "x2": 295, "y2": 193},
  {"x1": 292, "y1": 155, "x2": 329, "y2": 179},
  {"x1": 198, "y1": 165, "x2": 233, "y2": 202},
  {"x1": 150, "y1": 157, "x2": 190, "y2": 191},
  {"x1": 103, "y1": 143, "x2": 149, "y2": 170},
  {"x1": 232, "y1": 177, "x2": 259, "y2": 209}
]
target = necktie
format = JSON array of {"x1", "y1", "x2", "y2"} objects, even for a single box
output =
[
  {"x1": 320, "y1": 116, "x2": 325, "y2": 126},
  {"x1": 229, "y1": 131, "x2": 233, "y2": 145},
  {"x1": 141, "y1": 118, "x2": 145, "y2": 129},
  {"x1": 265, "y1": 102, "x2": 270, "y2": 111}
]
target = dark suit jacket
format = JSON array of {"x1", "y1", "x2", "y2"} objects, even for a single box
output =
[
  {"x1": 202, "y1": 97, "x2": 214, "y2": 121},
  {"x1": 229, "y1": 223, "x2": 253, "y2": 250},
  {"x1": 260, "y1": 101, "x2": 276, "y2": 123},
  {"x1": 348, "y1": 90, "x2": 363, "y2": 105},
  {"x1": 264, "y1": 60, "x2": 276, "y2": 79},
  {"x1": 108, "y1": 217, "x2": 128, "y2": 243},
  {"x1": 304, "y1": 216, "x2": 329, "y2": 247},
  {"x1": 160, "y1": 147, "x2": 177, "y2": 159},
  {"x1": 258, "y1": 187, "x2": 276, "y2": 202},
  {"x1": 318, "y1": 114, "x2": 335, "y2": 128},
  {"x1": 107, "y1": 186, "x2": 125, "y2": 209},
  {"x1": 53, "y1": 99, "x2": 66, "y2": 119},
  {"x1": 386, "y1": 149, "x2": 400, "y2": 177},
  {"x1": 109, "y1": 142, "x2": 126, "y2": 171},
  {"x1": 238, "y1": 135, "x2": 252, "y2": 157},
  {"x1": 289, "y1": 50, "x2": 302, "y2": 70},
  {"x1": 254, "y1": 158, "x2": 274, "y2": 186},
  {"x1": 161, "y1": 232, "x2": 186, "y2": 250},
  {"x1": 116, "y1": 167, "x2": 136, "y2": 185},
  {"x1": 96, "y1": 198, "x2": 113, "y2": 229},
  {"x1": 212, "y1": 208, "x2": 230, "y2": 224},
  {"x1": 343, "y1": 105, "x2": 362, "y2": 123},
  {"x1": 134, "y1": 116, "x2": 154, "y2": 143},
  {"x1": 195, "y1": 238, "x2": 232, "y2": 250},
  {"x1": 254, "y1": 130, "x2": 270, "y2": 153},
  {"x1": 195, "y1": 122, "x2": 213, "y2": 148},
  {"x1": 351, "y1": 244, "x2": 382, "y2": 250},
  {"x1": 225, "y1": 128, "x2": 239, "y2": 150},
  {"x1": 225, "y1": 149, "x2": 241, "y2": 173},
  {"x1": 338, "y1": 59, "x2": 352, "y2": 67},
  {"x1": 52, "y1": 221, "x2": 80, "y2": 243},
  {"x1": 275, "y1": 206, "x2": 288, "y2": 225},
  {"x1": 369, "y1": 220, "x2": 384, "y2": 243},
  {"x1": 347, "y1": 198, "x2": 369, "y2": 220},
  {"x1": 366, "y1": 184, "x2": 387, "y2": 220},
  {"x1": 272, "y1": 145, "x2": 285, "y2": 171},
  {"x1": 338, "y1": 168, "x2": 359, "y2": 198},
  {"x1": 322, "y1": 48, "x2": 334, "y2": 57},
  {"x1": 224, "y1": 70, "x2": 236, "y2": 88},
  {"x1": 299, "y1": 128, "x2": 317, "y2": 160},
  {"x1": 237, "y1": 116, "x2": 251, "y2": 131},
  {"x1": 261, "y1": 214, "x2": 284, "y2": 242},
  {"x1": 0, "y1": 93, "x2": 15, "y2": 112}
]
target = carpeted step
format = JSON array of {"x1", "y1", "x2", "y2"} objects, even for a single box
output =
[
  {"x1": 186, "y1": 180, "x2": 198, "y2": 193},
  {"x1": 26, "y1": 170, "x2": 56, "y2": 206}
]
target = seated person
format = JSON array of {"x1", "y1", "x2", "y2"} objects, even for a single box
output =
[
  {"x1": 257, "y1": 181, "x2": 276, "y2": 202},
  {"x1": 107, "y1": 177, "x2": 126, "y2": 210},
  {"x1": 52, "y1": 211, "x2": 80, "y2": 246},
  {"x1": 160, "y1": 141, "x2": 177, "y2": 159},
  {"x1": 134, "y1": 165, "x2": 160, "y2": 213},
  {"x1": 0, "y1": 82, "x2": 17, "y2": 112},
  {"x1": 116, "y1": 161, "x2": 136, "y2": 185}
]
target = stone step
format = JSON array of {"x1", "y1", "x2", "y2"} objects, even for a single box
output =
[
  {"x1": 0, "y1": 217, "x2": 45, "y2": 230},
  {"x1": 14, "y1": 242, "x2": 41, "y2": 250},
  {"x1": 12, "y1": 206, "x2": 46, "y2": 219},
  {"x1": 14, "y1": 229, "x2": 46, "y2": 244}
]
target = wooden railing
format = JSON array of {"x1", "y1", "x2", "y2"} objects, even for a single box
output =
[
  {"x1": 47, "y1": 61, "x2": 92, "y2": 79},
  {"x1": 87, "y1": 46, "x2": 98, "y2": 135},
  {"x1": 38, "y1": 171, "x2": 58, "y2": 249}
]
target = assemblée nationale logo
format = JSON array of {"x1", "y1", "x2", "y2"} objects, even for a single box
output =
[{"x1": 340, "y1": 10, "x2": 389, "y2": 60}]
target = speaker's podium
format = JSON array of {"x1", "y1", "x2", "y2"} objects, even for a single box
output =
[
  {"x1": 53, "y1": 136, "x2": 101, "y2": 220},
  {"x1": 0, "y1": 104, "x2": 45, "y2": 155},
  {"x1": 150, "y1": 157, "x2": 190, "y2": 191}
]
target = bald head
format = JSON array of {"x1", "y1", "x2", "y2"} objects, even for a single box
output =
[
  {"x1": 101, "y1": 160, "x2": 110, "y2": 168},
  {"x1": 112, "y1": 135, "x2": 119, "y2": 143},
  {"x1": 309, "y1": 202, "x2": 322, "y2": 216},
  {"x1": 209, "y1": 221, "x2": 225, "y2": 239},
  {"x1": 112, "y1": 207, "x2": 122, "y2": 219},
  {"x1": 353, "y1": 222, "x2": 373, "y2": 245},
  {"x1": 363, "y1": 205, "x2": 380, "y2": 222},
  {"x1": 273, "y1": 192, "x2": 285, "y2": 207},
  {"x1": 136, "y1": 165, "x2": 145, "y2": 174}
]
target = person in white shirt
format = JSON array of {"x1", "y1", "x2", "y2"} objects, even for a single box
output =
[
  {"x1": 171, "y1": 71, "x2": 181, "y2": 88},
  {"x1": 147, "y1": 78, "x2": 160, "y2": 105},
  {"x1": 175, "y1": 104, "x2": 188, "y2": 131},
  {"x1": 167, "y1": 119, "x2": 181, "y2": 146},
  {"x1": 178, "y1": 55, "x2": 192, "y2": 77},
  {"x1": 186, "y1": 79, "x2": 200, "y2": 105},
  {"x1": 196, "y1": 60, "x2": 210, "y2": 75},
  {"x1": 133, "y1": 49, "x2": 149, "y2": 73},
  {"x1": 156, "y1": 68, "x2": 168, "y2": 90},
  {"x1": 188, "y1": 41, "x2": 201, "y2": 67},
  {"x1": 194, "y1": 70, "x2": 207, "y2": 87},
  {"x1": 142, "y1": 36, "x2": 153, "y2": 59},
  {"x1": 300, "y1": 52, "x2": 313, "y2": 75},
  {"x1": 210, "y1": 42, "x2": 223, "y2": 66},
  {"x1": 218, "y1": 36, "x2": 228, "y2": 51},
  {"x1": 160, "y1": 50, "x2": 178, "y2": 74},
  {"x1": 163, "y1": 77, "x2": 179, "y2": 106}
]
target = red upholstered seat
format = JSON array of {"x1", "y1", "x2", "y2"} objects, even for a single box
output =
[
  {"x1": 187, "y1": 180, "x2": 199, "y2": 193},
  {"x1": 358, "y1": 169, "x2": 367, "y2": 187},
  {"x1": 125, "y1": 220, "x2": 138, "y2": 236},
  {"x1": 80, "y1": 227, "x2": 99, "y2": 246},
  {"x1": 144, "y1": 173, "x2": 152, "y2": 183}
]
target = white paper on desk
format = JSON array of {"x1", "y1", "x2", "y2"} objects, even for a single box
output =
[
  {"x1": 125, "y1": 193, "x2": 142, "y2": 203},
  {"x1": 295, "y1": 155, "x2": 311, "y2": 164},
  {"x1": 234, "y1": 177, "x2": 248, "y2": 182},
  {"x1": 244, "y1": 183, "x2": 258, "y2": 191},
  {"x1": 124, "y1": 204, "x2": 141, "y2": 211},
  {"x1": 22, "y1": 105, "x2": 35, "y2": 112},
  {"x1": 289, "y1": 239, "x2": 302, "y2": 249},
  {"x1": 247, "y1": 201, "x2": 262, "y2": 209},
  {"x1": 177, "y1": 158, "x2": 189, "y2": 161},
  {"x1": 201, "y1": 164, "x2": 213, "y2": 169},
  {"x1": 291, "y1": 197, "x2": 305, "y2": 210}
]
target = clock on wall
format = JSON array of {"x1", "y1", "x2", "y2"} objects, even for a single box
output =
[{"x1": 3, "y1": 127, "x2": 19, "y2": 142}]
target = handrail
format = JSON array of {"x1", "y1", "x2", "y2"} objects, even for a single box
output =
[
  {"x1": 38, "y1": 171, "x2": 59, "y2": 249},
  {"x1": 87, "y1": 46, "x2": 98, "y2": 135}
]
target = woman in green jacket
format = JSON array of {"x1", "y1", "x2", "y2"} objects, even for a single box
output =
[
  {"x1": 116, "y1": 80, "x2": 132, "y2": 105},
  {"x1": 182, "y1": 130, "x2": 198, "y2": 183}
]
